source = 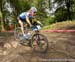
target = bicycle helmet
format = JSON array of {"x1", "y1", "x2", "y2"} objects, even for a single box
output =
[{"x1": 30, "y1": 7, "x2": 37, "y2": 12}]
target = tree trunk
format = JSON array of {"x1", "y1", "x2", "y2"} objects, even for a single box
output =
[
  {"x1": 0, "y1": 0, "x2": 5, "y2": 31},
  {"x1": 0, "y1": 10, "x2": 5, "y2": 31},
  {"x1": 65, "y1": 0, "x2": 72, "y2": 20}
]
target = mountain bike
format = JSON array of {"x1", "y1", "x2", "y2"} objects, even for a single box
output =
[{"x1": 14, "y1": 24, "x2": 48, "y2": 53}]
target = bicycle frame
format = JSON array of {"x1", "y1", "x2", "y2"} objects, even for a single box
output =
[
  {"x1": 14, "y1": 23, "x2": 41, "y2": 40},
  {"x1": 25, "y1": 27, "x2": 40, "y2": 40}
]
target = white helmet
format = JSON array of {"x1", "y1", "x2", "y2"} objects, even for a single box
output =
[{"x1": 30, "y1": 7, "x2": 37, "y2": 12}]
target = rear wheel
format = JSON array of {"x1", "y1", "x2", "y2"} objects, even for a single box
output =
[
  {"x1": 31, "y1": 34, "x2": 48, "y2": 53},
  {"x1": 14, "y1": 27, "x2": 22, "y2": 40},
  {"x1": 14, "y1": 27, "x2": 31, "y2": 46}
]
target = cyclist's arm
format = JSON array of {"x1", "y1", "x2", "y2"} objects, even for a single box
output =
[
  {"x1": 36, "y1": 21, "x2": 43, "y2": 26},
  {"x1": 33, "y1": 18, "x2": 43, "y2": 26},
  {"x1": 26, "y1": 16, "x2": 32, "y2": 27},
  {"x1": 36, "y1": 21, "x2": 41, "y2": 24}
]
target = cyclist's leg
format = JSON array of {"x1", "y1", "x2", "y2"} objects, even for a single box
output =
[
  {"x1": 18, "y1": 18, "x2": 30, "y2": 39},
  {"x1": 18, "y1": 19, "x2": 25, "y2": 35}
]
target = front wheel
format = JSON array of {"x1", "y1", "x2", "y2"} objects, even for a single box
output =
[{"x1": 31, "y1": 34, "x2": 48, "y2": 53}]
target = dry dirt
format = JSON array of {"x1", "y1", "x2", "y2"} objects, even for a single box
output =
[{"x1": 0, "y1": 31, "x2": 75, "y2": 62}]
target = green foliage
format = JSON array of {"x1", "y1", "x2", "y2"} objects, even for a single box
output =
[
  {"x1": 42, "y1": 20, "x2": 75, "y2": 30},
  {"x1": 42, "y1": 17, "x2": 56, "y2": 26},
  {"x1": 10, "y1": 0, "x2": 31, "y2": 15},
  {"x1": 17, "y1": 0, "x2": 30, "y2": 13},
  {"x1": 55, "y1": 7, "x2": 68, "y2": 22},
  {"x1": 35, "y1": 0, "x2": 48, "y2": 25},
  {"x1": 53, "y1": 0, "x2": 75, "y2": 20},
  {"x1": 1, "y1": 0, "x2": 75, "y2": 31}
]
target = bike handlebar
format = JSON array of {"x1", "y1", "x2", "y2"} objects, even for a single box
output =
[{"x1": 31, "y1": 25, "x2": 41, "y2": 31}]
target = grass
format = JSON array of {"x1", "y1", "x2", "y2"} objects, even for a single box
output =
[{"x1": 42, "y1": 20, "x2": 75, "y2": 30}]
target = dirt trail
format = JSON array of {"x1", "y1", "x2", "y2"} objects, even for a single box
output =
[{"x1": 0, "y1": 31, "x2": 75, "y2": 62}]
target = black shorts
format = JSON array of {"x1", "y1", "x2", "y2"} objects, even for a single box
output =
[
  {"x1": 19, "y1": 17, "x2": 26, "y2": 22},
  {"x1": 19, "y1": 17, "x2": 33, "y2": 23}
]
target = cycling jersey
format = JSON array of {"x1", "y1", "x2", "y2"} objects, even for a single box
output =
[{"x1": 19, "y1": 12, "x2": 33, "y2": 22}]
